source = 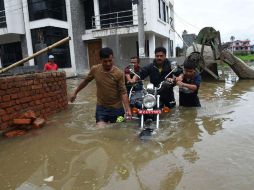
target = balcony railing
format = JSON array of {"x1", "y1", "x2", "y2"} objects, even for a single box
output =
[
  {"x1": 0, "y1": 10, "x2": 7, "y2": 28},
  {"x1": 92, "y1": 9, "x2": 138, "y2": 30}
]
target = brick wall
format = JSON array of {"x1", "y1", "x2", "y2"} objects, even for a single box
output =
[{"x1": 0, "y1": 71, "x2": 68, "y2": 131}]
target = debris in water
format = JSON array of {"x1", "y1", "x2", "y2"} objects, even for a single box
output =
[{"x1": 43, "y1": 176, "x2": 54, "y2": 182}]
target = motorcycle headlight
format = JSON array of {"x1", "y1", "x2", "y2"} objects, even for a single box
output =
[{"x1": 143, "y1": 94, "x2": 156, "y2": 109}]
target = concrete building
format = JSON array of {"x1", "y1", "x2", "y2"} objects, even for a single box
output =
[{"x1": 0, "y1": 0, "x2": 176, "y2": 76}]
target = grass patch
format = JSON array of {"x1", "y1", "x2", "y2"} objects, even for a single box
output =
[{"x1": 235, "y1": 54, "x2": 254, "y2": 62}]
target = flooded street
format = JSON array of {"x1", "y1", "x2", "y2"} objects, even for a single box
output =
[{"x1": 1, "y1": 74, "x2": 254, "y2": 190}]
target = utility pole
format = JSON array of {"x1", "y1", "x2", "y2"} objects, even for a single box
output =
[
  {"x1": 230, "y1": 36, "x2": 235, "y2": 54},
  {"x1": 137, "y1": 0, "x2": 145, "y2": 58}
]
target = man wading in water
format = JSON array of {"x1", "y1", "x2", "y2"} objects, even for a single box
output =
[{"x1": 70, "y1": 47, "x2": 132, "y2": 127}]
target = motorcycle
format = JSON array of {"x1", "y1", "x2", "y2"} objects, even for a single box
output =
[{"x1": 128, "y1": 66, "x2": 177, "y2": 139}]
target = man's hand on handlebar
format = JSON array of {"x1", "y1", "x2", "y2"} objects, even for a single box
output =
[
  {"x1": 167, "y1": 78, "x2": 174, "y2": 82},
  {"x1": 175, "y1": 74, "x2": 183, "y2": 82}
]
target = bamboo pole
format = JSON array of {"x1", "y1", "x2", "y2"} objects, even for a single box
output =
[{"x1": 0, "y1": 36, "x2": 71, "y2": 74}]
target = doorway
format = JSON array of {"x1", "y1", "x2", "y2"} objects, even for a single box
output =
[{"x1": 87, "y1": 40, "x2": 102, "y2": 68}]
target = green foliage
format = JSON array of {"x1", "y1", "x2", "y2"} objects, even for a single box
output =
[
  {"x1": 233, "y1": 51, "x2": 249, "y2": 56},
  {"x1": 235, "y1": 54, "x2": 254, "y2": 62}
]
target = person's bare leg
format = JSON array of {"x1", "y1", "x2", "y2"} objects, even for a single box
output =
[{"x1": 96, "y1": 121, "x2": 107, "y2": 128}]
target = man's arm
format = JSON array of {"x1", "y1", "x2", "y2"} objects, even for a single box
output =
[
  {"x1": 177, "y1": 74, "x2": 201, "y2": 91},
  {"x1": 177, "y1": 81, "x2": 198, "y2": 91},
  {"x1": 132, "y1": 64, "x2": 150, "y2": 82},
  {"x1": 118, "y1": 73, "x2": 132, "y2": 118},
  {"x1": 70, "y1": 80, "x2": 90, "y2": 102},
  {"x1": 70, "y1": 68, "x2": 95, "y2": 102},
  {"x1": 122, "y1": 93, "x2": 132, "y2": 118},
  {"x1": 125, "y1": 74, "x2": 132, "y2": 83}
]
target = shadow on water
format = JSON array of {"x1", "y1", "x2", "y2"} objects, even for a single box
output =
[{"x1": 1, "y1": 78, "x2": 254, "y2": 189}]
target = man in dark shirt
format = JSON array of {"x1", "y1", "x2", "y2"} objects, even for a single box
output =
[
  {"x1": 133, "y1": 47, "x2": 180, "y2": 108},
  {"x1": 124, "y1": 56, "x2": 143, "y2": 95},
  {"x1": 177, "y1": 59, "x2": 201, "y2": 107}
]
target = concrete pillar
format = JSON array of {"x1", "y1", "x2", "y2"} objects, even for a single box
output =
[
  {"x1": 170, "y1": 6, "x2": 176, "y2": 57},
  {"x1": 22, "y1": 0, "x2": 34, "y2": 66},
  {"x1": 138, "y1": 0, "x2": 145, "y2": 58},
  {"x1": 94, "y1": 0, "x2": 101, "y2": 29},
  {"x1": 149, "y1": 33, "x2": 155, "y2": 58},
  {"x1": 66, "y1": 0, "x2": 77, "y2": 75},
  {"x1": 102, "y1": 38, "x2": 107, "y2": 48},
  {"x1": 162, "y1": 38, "x2": 169, "y2": 58}
]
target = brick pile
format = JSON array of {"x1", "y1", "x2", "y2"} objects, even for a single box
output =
[{"x1": 0, "y1": 71, "x2": 68, "y2": 131}]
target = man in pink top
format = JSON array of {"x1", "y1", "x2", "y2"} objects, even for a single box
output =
[{"x1": 44, "y1": 55, "x2": 58, "y2": 71}]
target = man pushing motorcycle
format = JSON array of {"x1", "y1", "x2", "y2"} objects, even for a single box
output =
[{"x1": 132, "y1": 47, "x2": 182, "y2": 108}]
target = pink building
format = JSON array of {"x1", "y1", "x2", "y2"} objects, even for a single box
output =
[{"x1": 232, "y1": 40, "x2": 251, "y2": 52}]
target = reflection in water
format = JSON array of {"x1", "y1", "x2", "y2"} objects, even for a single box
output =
[{"x1": 0, "y1": 77, "x2": 254, "y2": 190}]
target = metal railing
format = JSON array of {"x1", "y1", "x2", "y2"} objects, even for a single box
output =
[
  {"x1": 92, "y1": 9, "x2": 139, "y2": 29},
  {"x1": 0, "y1": 9, "x2": 7, "y2": 28}
]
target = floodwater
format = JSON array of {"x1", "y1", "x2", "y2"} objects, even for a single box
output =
[{"x1": 1, "y1": 73, "x2": 254, "y2": 190}]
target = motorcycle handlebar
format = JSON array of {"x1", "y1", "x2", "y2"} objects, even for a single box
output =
[
  {"x1": 129, "y1": 69, "x2": 141, "y2": 79},
  {"x1": 157, "y1": 78, "x2": 176, "y2": 90}
]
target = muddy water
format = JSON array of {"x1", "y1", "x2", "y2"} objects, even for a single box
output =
[{"x1": 1, "y1": 77, "x2": 254, "y2": 190}]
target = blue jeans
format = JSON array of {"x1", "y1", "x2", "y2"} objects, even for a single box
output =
[{"x1": 96, "y1": 105, "x2": 125, "y2": 123}]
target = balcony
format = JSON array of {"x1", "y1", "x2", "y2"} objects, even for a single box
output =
[
  {"x1": 90, "y1": 9, "x2": 140, "y2": 38},
  {"x1": 0, "y1": 10, "x2": 6, "y2": 28},
  {"x1": 92, "y1": 9, "x2": 136, "y2": 29}
]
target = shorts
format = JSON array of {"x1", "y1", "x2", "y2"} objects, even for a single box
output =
[{"x1": 96, "y1": 105, "x2": 125, "y2": 123}]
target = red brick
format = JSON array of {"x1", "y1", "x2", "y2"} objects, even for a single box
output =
[
  {"x1": 18, "y1": 92, "x2": 26, "y2": 98},
  {"x1": 7, "y1": 82, "x2": 16, "y2": 88},
  {"x1": 20, "y1": 110, "x2": 36, "y2": 119},
  {"x1": 13, "y1": 118, "x2": 32, "y2": 125},
  {"x1": 27, "y1": 80, "x2": 34, "y2": 86},
  {"x1": 15, "y1": 99, "x2": 21, "y2": 105},
  {"x1": 13, "y1": 105, "x2": 21, "y2": 111},
  {"x1": 0, "y1": 83, "x2": 7, "y2": 90},
  {"x1": 32, "y1": 84, "x2": 42, "y2": 90},
  {"x1": 35, "y1": 100, "x2": 41, "y2": 105},
  {"x1": 6, "y1": 107, "x2": 15, "y2": 114},
  {"x1": 22, "y1": 104, "x2": 29, "y2": 109},
  {"x1": 37, "y1": 104, "x2": 44, "y2": 110},
  {"x1": 0, "y1": 102, "x2": 12, "y2": 109},
  {"x1": 0, "y1": 90, "x2": 6, "y2": 96},
  {"x1": 20, "y1": 97, "x2": 30, "y2": 103},
  {"x1": 0, "y1": 122, "x2": 9, "y2": 130},
  {"x1": 0, "y1": 109, "x2": 6, "y2": 116},
  {"x1": 37, "y1": 73, "x2": 45, "y2": 78},
  {"x1": 2, "y1": 95, "x2": 11, "y2": 102},
  {"x1": 11, "y1": 94, "x2": 18, "y2": 100},
  {"x1": 29, "y1": 101, "x2": 36, "y2": 106},
  {"x1": 2, "y1": 115, "x2": 11, "y2": 122},
  {"x1": 3, "y1": 130, "x2": 27, "y2": 138},
  {"x1": 33, "y1": 80, "x2": 40, "y2": 85}
]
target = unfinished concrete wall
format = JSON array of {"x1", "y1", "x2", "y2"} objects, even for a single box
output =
[
  {"x1": 69, "y1": 0, "x2": 88, "y2": 74},
  {"x1": 0, "y1": 71, "x2": 68, "y2": 131}
]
